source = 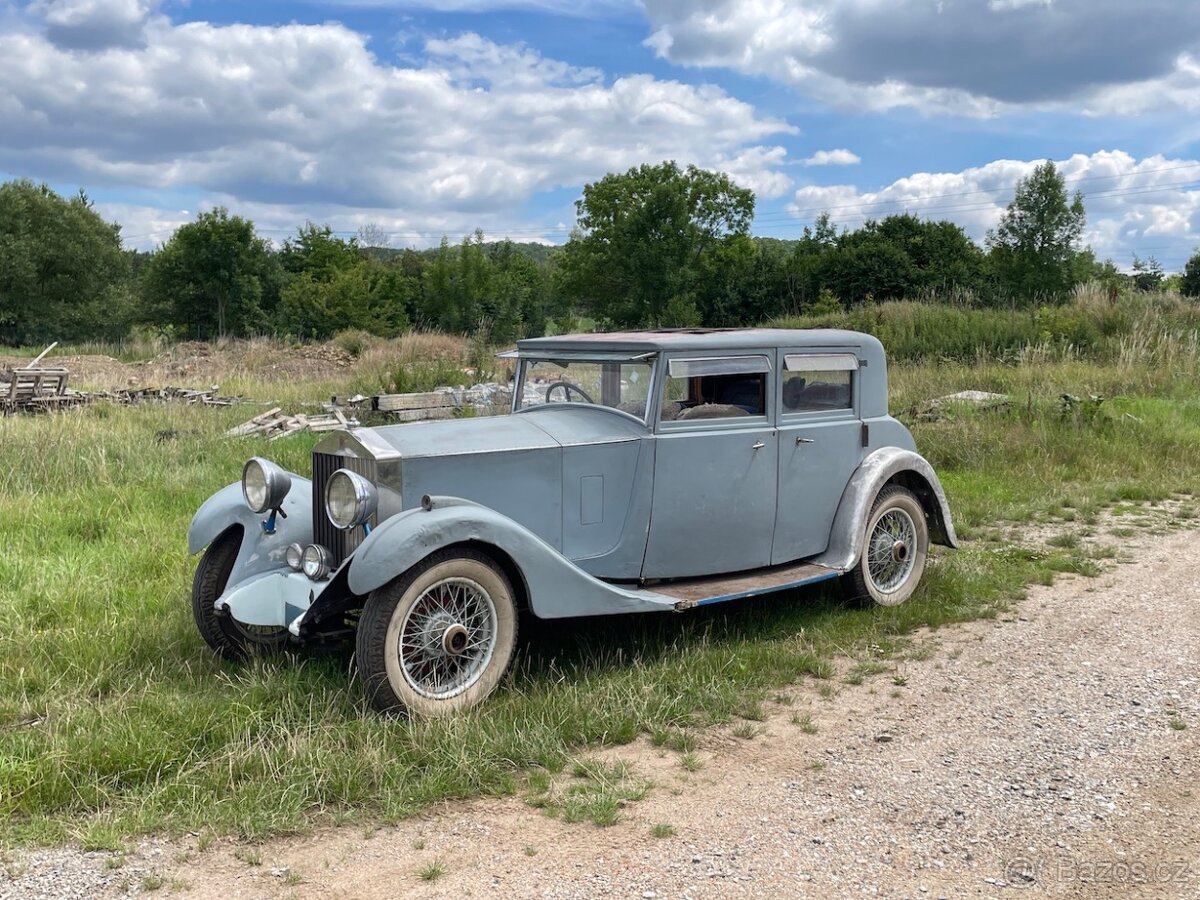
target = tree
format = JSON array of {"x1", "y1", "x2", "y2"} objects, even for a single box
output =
[
  {"x1": 1130, "y1": 254, "x2": 1165, "y2": 292},
  {"x1": 0, "y1": 179, "x2": 130, "y2": 345},
  {"x1": 141, "y1": 208, "x2": 279, "y2": 339},
  {"x1": 279, "y1": 223, "x2": 360, "y2": 281},
  {"x1": 986, "y1": 161, "x2": 1086, "y2": 303},
  {"x1": 1181, "y1": 249, "x2": 1200, "y2": 298},
  {"x1": 558, "y1": 161, "x2": 755, "y2": 328},
  {"x1": 356, "y1": 223, "x2": 391, "y2": 250},
  {"x1": 822, "y1": 240, "x2": 915, "y2": 306},
  {"x1": 275, "y1": 260, "x2": 410, "y2": 340}
]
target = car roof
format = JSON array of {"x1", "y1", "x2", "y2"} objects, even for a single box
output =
[{"x1": 515, "y1": 327, "x2": 875, "y2": 354}]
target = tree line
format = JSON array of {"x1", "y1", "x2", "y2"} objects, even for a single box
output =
[{"x1": 2, "y1": 161, "x2": 1198, "y2": 347}]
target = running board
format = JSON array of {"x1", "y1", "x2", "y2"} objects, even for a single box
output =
[{"x1": 646, "y1": 562, "x2": 841, "y2": 611}]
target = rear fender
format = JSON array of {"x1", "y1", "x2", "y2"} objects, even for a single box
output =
[
  {"x1": 344, "y1": 496, "x2": 676, "y2": 619},
  {"x1": 814, "y1": 448, "x2": 957, "y2": 572},
  {"x1": 187, "y1": 477, "x2": 314, "y2": 589}
]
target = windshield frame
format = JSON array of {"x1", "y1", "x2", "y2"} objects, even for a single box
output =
[{"x1": 511, "y1": 351, "x2": 660, "y2": 425}]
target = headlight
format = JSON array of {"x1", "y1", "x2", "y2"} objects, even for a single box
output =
[
  {"x1": 285, "y1": 542, "x2": 304, "y2": 571},
  {"x1": 324, "y1": 468, "x2": 378, "y2": 531},
  {"x1": 301, "y1": 544, "x2": 333, "y2": 581},
  {"x1": 242, "y1": 457, "x2": 292, "y2": 514}
]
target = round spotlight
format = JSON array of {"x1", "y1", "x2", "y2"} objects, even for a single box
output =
[
  {"x1": 301, "y1": 544, "x2": 333, "y2": 581},
  {"x1": 285, "y1": 542, "x2": 304, "y2": 571},
  {"x1": 242, "y1": 457, "x2": 292, "y2": 514},
  {"x1": 324, "y1": 468, "x2": 378, "y2": 531}
]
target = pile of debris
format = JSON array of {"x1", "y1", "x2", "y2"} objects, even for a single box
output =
[
  {"x1": 224, "y1": 406, "x2": 359, "y2": 440},
  {"x1": 356, "y1": 383, "x2": 513, "y2": 422},
  {"x1": 82, "y1": 385, "x2": 242, "y2": 406},
  {"x1": 2, "y1": 343, "x2": 252, "y2": 414},
  {"x1": 909, "y1": 390, "x2": 1011, "y2": 422}
]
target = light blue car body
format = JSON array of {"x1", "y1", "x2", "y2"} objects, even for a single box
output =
[{"x1": 189, "y1": 328, "x2": 957, "y2": 639}]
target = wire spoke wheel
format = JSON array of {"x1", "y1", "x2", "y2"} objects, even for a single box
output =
[
  {"x1": 358, "y1": 549, "x2": 518, "y2": 716},
  {"x1": 866, "y1": 508, "x2": 917, "y2": 594},
  {"x1": 849, "y1": 485, "x2": 929, "y2": 607},
  {"x1": 398, "y1": 577, "x2": 497, "y2": 700}
]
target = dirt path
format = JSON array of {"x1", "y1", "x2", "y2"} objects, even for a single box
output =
[{"x1": 5, "y1": 524, "x2": 1199, "y2": 899}]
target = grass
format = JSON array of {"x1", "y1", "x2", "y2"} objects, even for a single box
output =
[
  {"x1": 525, "y1": 760, "x2": 650, "y2": 827},
  {"x1": 791, "y1": 714, "x2": 818, "y2": 734},
  {"x1": 417, "y1": 860, "x2": 445, "y2": 882},
  {"x1": 1, "y1": 323, "x2": 1199, "y2": 850}
]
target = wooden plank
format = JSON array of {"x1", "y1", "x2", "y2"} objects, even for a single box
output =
[
  {"x1": 23, "y1": 342, "x2": 59, "y2": 368},
  {"x1": 384, "y1": 407, "x2": 457, "y2": 422},
  {"x1": 374, "y1": 391, "x2": 458, "y2": 412}
]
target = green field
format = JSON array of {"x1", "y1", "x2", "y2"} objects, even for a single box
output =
[{"x1": 3, "y1": 301, "x2": 1200, "y2": 849}]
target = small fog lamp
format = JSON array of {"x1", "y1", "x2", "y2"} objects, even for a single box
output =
[
  {"x1": 285, "y1": 542, "x2": 304, "y2": 571},
  {"x1": 301, "y1": 544, "x2": 332, "y2": 581}
]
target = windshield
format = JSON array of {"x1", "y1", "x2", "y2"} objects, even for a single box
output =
[{"x1": 516, "y1": 357, "x2": 656, "y2": 421}]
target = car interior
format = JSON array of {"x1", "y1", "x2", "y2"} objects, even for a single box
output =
[{"x1": 662, "y1": 372, "x2": 767, "y2": 420}]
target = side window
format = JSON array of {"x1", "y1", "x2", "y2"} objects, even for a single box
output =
[
  {"x1": 661, "y1": 356, "x2": 771, "y2": 423},
  {"x1": 781, "y1": 353, "x2": 857, "y2": 413}
]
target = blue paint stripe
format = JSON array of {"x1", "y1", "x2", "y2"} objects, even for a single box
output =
[{"x1": 692, "y1": 570, "x2": 840, "y2": 607}]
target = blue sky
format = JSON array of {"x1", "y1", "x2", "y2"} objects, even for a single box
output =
[{"x1": 3, "y1": 0, "x2": 1199, "y2": 270}]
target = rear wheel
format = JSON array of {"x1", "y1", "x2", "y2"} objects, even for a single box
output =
[
  {"x1": 847, "y1": 485, "x2": 929, "y2": 607},
  {"x1": 192, "y1": 528, "x2": 290, "y2": 660},
  {"x1": 356, "y1": 548, "x2": 518, "y2": 716}
]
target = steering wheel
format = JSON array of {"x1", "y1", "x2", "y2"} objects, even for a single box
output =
[{"x1": 544, "y1": 381, "x2": 595, "y2": 404}]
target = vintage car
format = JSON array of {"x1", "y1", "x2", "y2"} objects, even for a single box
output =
[{"x1": 189, "y1": 328, "x2": 956, "y2": 715}]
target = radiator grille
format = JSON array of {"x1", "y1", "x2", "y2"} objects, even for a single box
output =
[{"x1": 312, "y1": 452, "x2": 379, "y2": 566}]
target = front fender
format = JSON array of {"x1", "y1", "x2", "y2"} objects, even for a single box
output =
[
  {"x1": 344, "y1": 496, "x2": 676, "y2": 619},
  {"x1": 814, "y1": 448, "x2": 958, "y2": 573},
  {"x1": 187, "y1": 476, "x2": 314, "y2": 590}
]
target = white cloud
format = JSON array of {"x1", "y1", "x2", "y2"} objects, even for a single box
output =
[
  {"x1": 0, "y1": 14, "x2": 796, "y2": 247},
  {"x1": 786, "y1": 151, "x2": 1200, "y2": 270},
  {"x1": 27, "y1": 0, "x2": 161, "y2": 48},
  {"x1": 988, "y1": 0, "x2": 1052, "y2": 10},
  {"x1": 801, "y1": 149, "x2": 860, "y2": 167},
  {"x1": 642, "y1": 0, "x2": 1200, "y2": 116},
  {"x1": 324, "y1": 0, "x2": 635, "y2": 13}
]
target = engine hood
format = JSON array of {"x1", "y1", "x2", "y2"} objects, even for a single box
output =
[
  {"x1": 316, "y1": 405, "x2": 648, "y2": 463},
  {"x1": 311, "y1": 405, "x2": 650, "y2": 564}
]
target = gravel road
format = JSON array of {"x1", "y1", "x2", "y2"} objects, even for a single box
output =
[{"x1": 4, "y1": 518, "x2": 1198, "y2": 899}]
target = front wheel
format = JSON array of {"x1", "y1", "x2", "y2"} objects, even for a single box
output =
[
  {"x1": 847, "y1": 485, "x2": 929, "y2": 607},
  {"x1": 356, "y1": 548, "x2": 518, "y2": 716},
  {"x1": 192, "y1": 528, "x2": 291, "y2": 660}
]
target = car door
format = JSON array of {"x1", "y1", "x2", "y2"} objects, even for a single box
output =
[
  {"x1": 772, "y1": 351, "x2": 863, "y2": 564},
  {"x1": 642, "y1": 354, "x2": 778, "y2": 579}
]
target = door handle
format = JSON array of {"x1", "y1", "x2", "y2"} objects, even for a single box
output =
[
  {"x1": 796, "y1": 437, "x2": 815, "y2": 445},
  {"x1": 751, "y1": 441, "x2": 765, "y2": 450}
]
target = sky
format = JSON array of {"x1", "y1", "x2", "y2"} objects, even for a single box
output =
[{"x1": 2, "y1": 0, "x2": 1199, "y2": 271}]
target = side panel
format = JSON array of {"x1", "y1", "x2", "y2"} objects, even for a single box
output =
[
  {"x1": 643, "y1": 423, "x2": 778, "y2": 578},
  {"x1": 186, "y1": 477, "x2": 314, "y2": 590},
  {"x1": 812, "y1": 447, "x2": 958, "y2": 573},
  {"x1": 343, "y1": 497, "x2": 679, "y2": 618},
  {"x1": 561, "y1": 438, "x2": 654, "y2": 579},
  {"x1": 772, "y1": 416, "x2": 863, "y2": 563},
  {"x1": 402, "y1": 447, "x2": 564, "y2": 551}
]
